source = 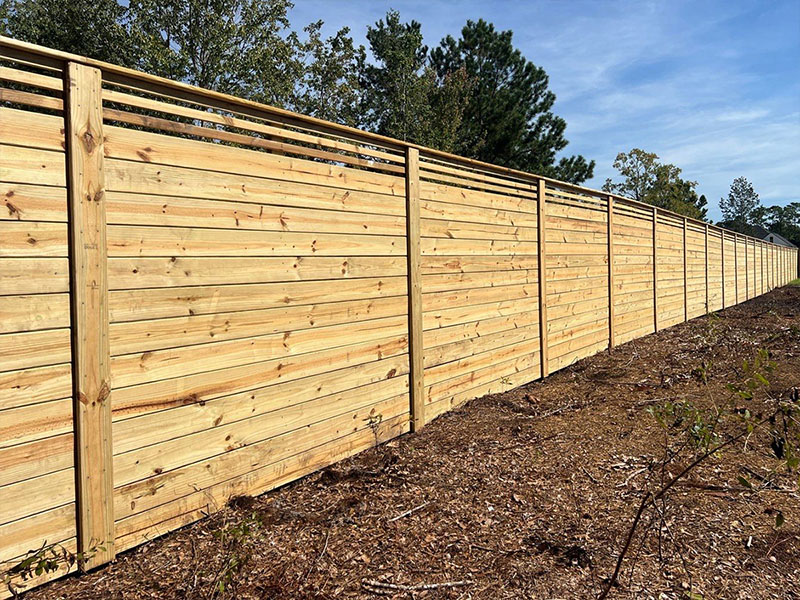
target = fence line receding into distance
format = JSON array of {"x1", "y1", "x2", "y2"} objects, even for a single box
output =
[{"x1": 0, "y1": 36, "x2": 797, "y2": 596}]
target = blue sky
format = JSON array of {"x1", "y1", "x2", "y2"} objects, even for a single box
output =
[{"x1": 290, "y1": 0, "x2": 800, "y2": 221}]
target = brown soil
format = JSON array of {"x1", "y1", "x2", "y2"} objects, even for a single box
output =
[{"x1": 26, "y1": 287, "x2": 800, "y2": 600}]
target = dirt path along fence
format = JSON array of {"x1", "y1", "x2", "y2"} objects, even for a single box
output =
[{"x1": 0, "y1": 36, "x2": 797, "y2": 596}]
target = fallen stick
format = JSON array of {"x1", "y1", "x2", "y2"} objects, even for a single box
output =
[
  {"x1": 362, "y1": 579, "x2": 473, "y2": 593},
  {"x1": 387, "y1": 501, "x2": 429, "y2": 523}
]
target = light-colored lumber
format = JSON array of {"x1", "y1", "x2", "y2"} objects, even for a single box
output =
[
  {"x1": 607, "y1": 195, "x2": 615, "y2": 347},
  {"x1": 64, "y1": 62, "x2": 115, "y2": 566},
  {"x1": 0, "y1": 144, "x2": 66, "y2": 187},
  {"x1": 537, "y1": 179, "x2": 549, "y2": 377},
  {"x1": 109, "y1": 277, "x2": 406, "y2": 323},
  {"x1": 107, "y1": 256, "x2": 407, "y2": 290},
  {"x1": 106, "y1": 224, "x2": 404, "y2": 257},
  {"x1": 405, "y1": 147, "x2": 425, "y2": 431},
  {"x1": 704, "y1": 223, "x2": 709, "y2": 312},
  {"x1": 683, "y1": 217, "x2": 688, "y2": 321},
  {"x1": 653, "y1": 207, "x2": 659, "y2": 331}
]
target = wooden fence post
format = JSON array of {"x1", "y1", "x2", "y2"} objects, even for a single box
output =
[
  {"x1": 744, "y1": 237, "x2": 750, "y2": 300},
  {"x1": 537, "y1": 178, "x2": 549, "y2": 377},
  {"x1": 721, "y1": 232, "x2": 726, "y2": 308},
  {"x1": 607, "y1": 195, "x2": 615, "y2": 349},
  {"x1": 64, "y1": 61, "x2": 115, "y2": 568},
  {"x1": 683, "y1": 217, "x2": 688, "y2": 321},
  {"x1": 404, "y1": 147, "x2": 424, "y2": 431},
  {"x1": 734, "y1": 234, "x2": 738, "y2": 304},
  {"x1": 652, "y1": 207, "x2": 659, "y2": 332},
  {"x1": 704, "y1": 223, "x2": 709, "y2": 312}
]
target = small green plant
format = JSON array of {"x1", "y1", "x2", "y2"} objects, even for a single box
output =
[
  {"x1": 209, "y1": 511, "x2": 264, "y2": 598},
  {"x1": 601, "y1": 349, "x2": 799, "y2": 599},
  {"x1": 2, "y1": 541, "x2": 104, "y2": 597}
]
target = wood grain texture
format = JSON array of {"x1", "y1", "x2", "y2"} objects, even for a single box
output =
[
  {"x1": 538, "y1": 180, "x2": 549, "y2": 376},
  {"x1": 405, "y1": 148, "x2": 425, "y2": 430},
  {"x1": 64, "y1": 62, "x2": 115, "y2": 567}
]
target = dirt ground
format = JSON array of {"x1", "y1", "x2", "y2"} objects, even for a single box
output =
[{"x1": 25, "y1": 286, "x2": 800, "y2": 600}]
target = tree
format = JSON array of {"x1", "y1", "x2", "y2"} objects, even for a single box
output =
[
  {"x1": 0, "y1": 0, "x2": 133, "y2": 65},
  {"x1": 127, "y1": 0, "x2": 303, "y2": 107},
  {"x1": 430, "y1": 19, "x2": 594, "y2": 184},
  {"x1": 603, "y1": 149, "x2": 708, "y2": 220},
  {"x1": 719, "y1": 176, "x2": 760, "y2": 229},
  {"x1": 360, "y1": 10, "x2": 470, "y2": 151},
  {"x1": 360, "y1": 10, "x2": 430, "y2": 142},
  {"x1": 752, "y1": 202, "x2": 800, "y2": 247},
  {"x1": 294, "y1": 21, "x2": 365, "y2": 127}
]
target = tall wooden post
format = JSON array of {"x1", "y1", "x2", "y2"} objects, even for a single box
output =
[
  {"x1": 64, "y1": 62, "x2": 115, "y2": 568},
  {"x1": 704, "y1": 223, "x2": 709, "y2": 313},
  {"x1": 744, "y1": 237, "x2": 749, "y2": 299},
  {"x1": 652, "y1": 207, "x2": 659, "y2": 332},
  {"x1": 607, "y1": 195, "x2": 615, "y2": 349},
  {"x1": 683, "y1": 217, "x2": 688, "y2": 321},
  {"x1": 721, "y1": 232, "x2": 726, "y2": 308},
  {"x1": 734, "y1": 234, "x2": 738, "y2": 304},
  {"x1": 537, "y1": 179, "x2": 549, "y2": 377},
  {"x1": 404, "y1": 147, "x2": 424, "y2": 431}
]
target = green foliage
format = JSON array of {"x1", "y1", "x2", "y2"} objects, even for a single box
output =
[
  {"x1": 719, "y1": 176, "x2": 760, "y2": 230},
  {"x1": 294, "y1": 22, "x2": 365, "y2": 126},
  {"x1": 1, "y1": 541, "x2": 104, "y2": 594},
  {"x1": 2, "y1": 2, "x2": 596, "y2": 182},
  {"x1": 602, "y1": 148, "x2": 708, "y2": 220},
  {"x1": 360, "y1": 10, "x2": 470, "y2": 151},
  {"x1": 210, "y1": 511, "x2": 263, "y2": 597},
  {"x1": 431, "y1": 19, "x2": 594, "y2": 184},
  {"x1": 127, "y1": 0, "x2": 302, "y2": 106},
  {"x1": 648, "y1": 400, "x2": 723, "y2": 451},
  {"x1": 752, "y1": 202, "x2": 800, "y2": 247},
  {"x1": 727, "y1": 348, "x2": 775, "y2": 401},
  {"x1": 0, "y1": 0, "x2": 131, "y2": 64}
]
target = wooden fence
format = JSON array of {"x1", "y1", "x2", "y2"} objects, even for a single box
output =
[{"x1": 1, "y1": 36, "x2": 797, "y2": 595}]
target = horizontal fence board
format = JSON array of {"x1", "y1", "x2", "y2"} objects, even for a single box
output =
[{"x1": 107, "y1": 256, "x2": 407, "y2": 289}]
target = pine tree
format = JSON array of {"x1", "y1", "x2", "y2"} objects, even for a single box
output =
[
  {"x1": 430, "y1": 19, "x2": 594, "y2": 184},
  {"x1": 720, "y1": 177, "x2": 760, "y2": 228}
]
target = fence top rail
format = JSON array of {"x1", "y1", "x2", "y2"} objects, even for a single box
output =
[{"x1": 0, "y1": 35, "x2": 796, "y2": 256}]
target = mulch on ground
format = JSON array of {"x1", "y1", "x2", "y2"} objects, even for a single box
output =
[{"x1": 26, "y1": 286, "x2": 800, "y2": 599}]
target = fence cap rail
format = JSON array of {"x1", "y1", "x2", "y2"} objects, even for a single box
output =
[{"x1": 0, "y1": 34, "x2": 796, "y2": 255}]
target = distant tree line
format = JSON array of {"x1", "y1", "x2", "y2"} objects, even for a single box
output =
[
  {"x1": 0, "y1": 0, "x2": 594, "y2": 184},
  {"x1": 3, "y1": 0, "x2": 793, "y2": 229},
  {"x1": 603, "y1": 148, "x2": 709, "y2": 221},
  {"x1": 603, "y1": 150, "x2": 798, "y2": 240},
  {"x1": 718, "y1": 177, "x2": 799, "y2": 247}
]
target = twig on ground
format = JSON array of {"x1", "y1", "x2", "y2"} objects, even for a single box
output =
[
  {"x1": 582, "y1": 466, "x2": 599, "y2": 484},
  {"x1": 362, "y1": 578, "x2": 473, "y2": 594},
  {"x1": 303, "y1": 530, "x2": 329, "y2": 581},
  {"x1": 617, "y1": 467, "x2": 648, "y2": 488},
  {"x1": 388, "y1": 502, "x2": 429, "y2": 523}
]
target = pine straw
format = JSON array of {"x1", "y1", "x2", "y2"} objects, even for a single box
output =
[{"x1": 29, "y1": 287, "x2": 800, "y2": 600}]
